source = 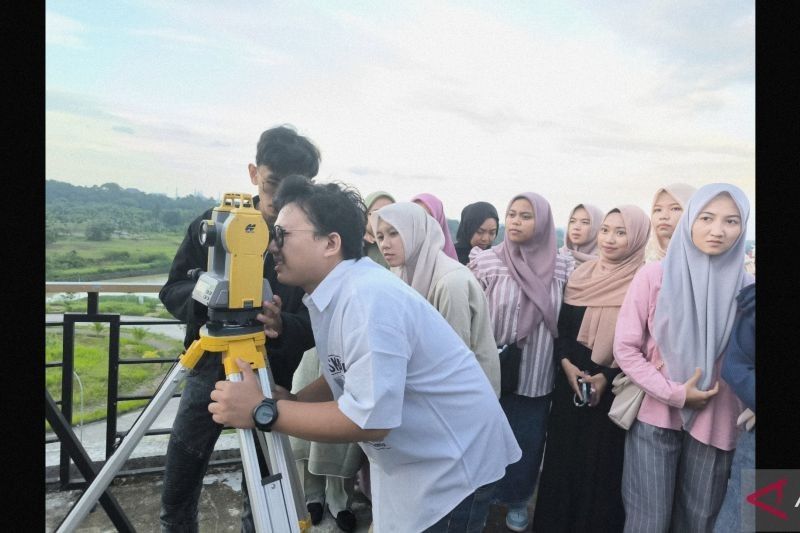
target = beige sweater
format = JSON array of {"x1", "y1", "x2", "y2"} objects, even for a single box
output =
[{"x1": 427, "y1": 267, "x2": 501, "y2": 397}]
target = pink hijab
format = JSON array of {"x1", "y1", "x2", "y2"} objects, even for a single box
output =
[
  {"x1": 411, "y1": 193, "x2": 458, "y2": 260},
  {"x1": 492, "y1": 192, "x2": 558, "y2": 342}
]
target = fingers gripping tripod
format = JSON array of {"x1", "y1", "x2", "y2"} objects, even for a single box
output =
[{"x1": 56, "y1": 193, "x2": 310, "y2": 532}]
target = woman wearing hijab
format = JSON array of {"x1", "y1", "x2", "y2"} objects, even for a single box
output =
[
  {"x1": 644, "y1": 183, "x2": 696, "y2": 263},
  {"x1": 363, "y1": 191, "x2": 396, "y2": 268},
  {"x1": 468, "y1": 192, "x2": 575, "y2": 532},
  {"x1": 559, "y1": 203, "x2": 605, "y2": 267},
  {"x1": 411, "y1": 192, "x2": 459, "y2": 261},
  {"x1": 373, "y1": 202, "x2": 500, "y2": 396},
  {"x1": 454, "y1": 201, "x2": 500, "y2": 265},
  {"x1": 532, "y1": 205, "x2": 651, "y2": 533},
  {"x1": 613, "y1": 183, "x2": 753, "y2": 532}
]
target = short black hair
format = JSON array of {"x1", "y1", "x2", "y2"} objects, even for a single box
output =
[
  {"x1": 273, "y1": 175, "x2": 367, "y2": 260},
  {"x1": 256, "y1": 125, "x2": 321, "y2": 180}
]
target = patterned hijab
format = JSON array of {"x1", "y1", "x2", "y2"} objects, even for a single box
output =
[
  {"x1": 558, "y1": 203, "x2": 605, "y2": 266},
  {"x1": 411, "y1": 193, "x2": 458, "y2": 261},
  {"x1": 491, "y1": 192, "x2": 558, "y2": 342},
  {"x1": 373, "y1": 202, "x2": 462, "y2": 300},
  {"x1": 564, "y1": 206, "x2": 650, "y2": 366},
  {"x1": 645, "y1": 183, "x2": 696, "y2": 262},
  {"x1": 653, "y1": 183, "x2": 750, "y2": 429}
]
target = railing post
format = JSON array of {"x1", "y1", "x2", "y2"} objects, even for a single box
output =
[
  {"x1": 87, "y1": 291, "x2": 99, "y2": 315},
  {"x1": 106, "y1": 315, "x2": 121, "y2": 458},
  {"x1": 60, "y1": 315, "x2": 76, "y2": 488}
]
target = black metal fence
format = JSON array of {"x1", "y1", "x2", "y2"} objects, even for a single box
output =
[{"x1": 45, "y1": 282, "x2": 239, "y2": 490}]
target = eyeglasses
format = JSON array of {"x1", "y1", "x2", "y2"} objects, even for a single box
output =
[{"x1": 271, "y1": 224, "x2": 317, "y2": 248}]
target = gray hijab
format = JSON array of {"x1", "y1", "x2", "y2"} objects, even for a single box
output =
[{"x1": 653, "y1": 183, "x2": 750, "y2": 430}]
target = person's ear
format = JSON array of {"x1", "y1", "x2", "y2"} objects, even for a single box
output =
[
  {"x1": 248, "y1": 164, "x2": 258, "y2": 186},
  {"x1": 323, "y1": 232, "x2": 343, "y2": 258}
]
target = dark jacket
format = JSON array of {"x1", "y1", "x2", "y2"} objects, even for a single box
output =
[
  {"x1": 721, "y1": 283, "x2": 755, "y2": 411},
  {"x1": 158, "y1": 196, "x2": 315, "y2": 388}
]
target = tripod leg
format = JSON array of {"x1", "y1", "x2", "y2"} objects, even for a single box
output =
[
  {"x1": 256, "y1": 367, "x2": 309, "y2": 528},
  {"x1": 228, "y1": 371, "x2": 299, "y2": 532},
  {"x1": 56, "y1": 361, "x2": 191, "y2": 533}
]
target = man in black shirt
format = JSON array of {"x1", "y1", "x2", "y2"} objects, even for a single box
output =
[{"x1": 159, "y1": 125, "x2": 319, "y2": 532}]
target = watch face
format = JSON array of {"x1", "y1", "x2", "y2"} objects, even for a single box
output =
[{"x1": 254, "y1": 401, "x2": 277, "y2": 427}]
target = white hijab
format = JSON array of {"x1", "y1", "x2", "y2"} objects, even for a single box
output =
[
  {"x1": 653, "y1": 183, "x2": 750, "y2": 430},
  {"x1": 372, "y1": 202, "x2": 462, "y2": 300}
]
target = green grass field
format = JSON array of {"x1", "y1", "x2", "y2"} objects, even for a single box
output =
[
  {"x1": 45, "y1": 325, "x2": 185, "y2": 429},
  {"x1": 46, "y1": 232, "x2": 184, "y2": 280},
  {"x1": 46, "y1": 294, "x2": 175, "y2": 319}
]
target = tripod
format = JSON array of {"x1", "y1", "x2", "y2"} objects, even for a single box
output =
[{"x1": 56, "y1": 325, "x2": 311, "y2": 533}]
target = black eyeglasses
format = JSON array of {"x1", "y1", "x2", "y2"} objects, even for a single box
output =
[{"x1": 271, "y1": 224, "x2": 317, "y2": 248}]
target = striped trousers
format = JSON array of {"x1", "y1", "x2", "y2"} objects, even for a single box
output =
[{"x1": 622, "y1": 420, "x2": 733, "y2": 533}]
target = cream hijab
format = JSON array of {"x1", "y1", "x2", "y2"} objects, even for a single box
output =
[
  {"x1": 563, "y1": 206, "x2": 650, "y2": 366},
  {"x1": 645, "y1": 183, "x2": 696, "y2": 262},
  {"x1": 559, "y1": 203, "x2": 605, "y2": 266},
  {"x1": 372, "y1": 202, "x2": 462, "y2": 299},
  {"x1": 653, "y1": 183, "x2": 750, "y2": 429}
]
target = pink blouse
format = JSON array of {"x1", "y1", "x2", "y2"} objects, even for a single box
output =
[{"x1": 613, "y1": 262, "x2": 747, "y2": 451}]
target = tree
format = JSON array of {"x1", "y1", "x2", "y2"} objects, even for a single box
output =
[{"x1": 85, "y1": 222, "x2": 113, "y2": 241}]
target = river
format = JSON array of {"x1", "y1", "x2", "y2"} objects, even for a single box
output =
[{"x1": 45, "y1": 273, "x2": 170, "y2": 302}]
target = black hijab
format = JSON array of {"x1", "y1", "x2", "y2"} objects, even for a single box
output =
[{"x1": 455, "y1": 201, "x2": 499, "y2": 264}]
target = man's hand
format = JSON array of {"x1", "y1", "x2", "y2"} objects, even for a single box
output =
[
  {"x1": 683, "y1": 367, "x2": 720, "y2": 409},
  {"x1": 208, "y1": 358, "x2": 265, "y2": 428},
  {"x1": 257, "y1": 295, "x2": 283, "y2": 338}
]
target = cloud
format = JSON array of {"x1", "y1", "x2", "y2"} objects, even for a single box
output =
[
  {"x1": 46, "y1": 10, "x2": 87, "y2": 48},
  {"x1": 129, "y1": 27, "x2": 209, "y2": 46}
]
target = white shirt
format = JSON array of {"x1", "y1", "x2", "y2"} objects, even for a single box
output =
[{"x1": 303, "y1": 257, "x2": 521, "y2": 532}]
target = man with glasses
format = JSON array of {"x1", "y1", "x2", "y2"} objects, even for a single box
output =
[
  {"x1": 208, "y1": 176, "x2": 522, "y2": 532},
  {"x1": 158, "y1": 125, "x2": 320, "y2": 532}
]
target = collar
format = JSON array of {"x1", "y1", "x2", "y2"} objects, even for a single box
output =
[{"x1": 302, "y1": 259, "x2": 357, "y2": 313}]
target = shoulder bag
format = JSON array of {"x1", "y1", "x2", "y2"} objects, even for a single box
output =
[{"x1": 608, "y1": 361, "x2": 664, "y2": 430}]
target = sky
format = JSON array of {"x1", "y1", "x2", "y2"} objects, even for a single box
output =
[{"x1": 46, "y1": 0, "x2": 755, "y2": 239}]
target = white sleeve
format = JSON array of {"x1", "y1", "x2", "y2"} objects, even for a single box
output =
[{"x1": 337, "y1": 320, "x2": 411, "y2": 430}]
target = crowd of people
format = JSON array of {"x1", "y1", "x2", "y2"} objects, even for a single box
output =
[{"x1": 159, "y1": 124, "x2": 756, "y2": 533}]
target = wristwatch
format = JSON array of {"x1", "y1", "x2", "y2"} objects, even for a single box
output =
[{"x1": 252, "y1": 398, "x2": 279, "y2": 432}]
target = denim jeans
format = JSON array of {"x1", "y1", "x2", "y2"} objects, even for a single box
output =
[
  {"x1": 422, "y1": 479, "x2": 499, "y2": 533},
  {"x1": 713, "y1": 428, "x2": 755, "y2": 533},
  {"x1": 493, "y1": 392, "x2": 551, "y2": 508},
  {"x1": 160, "y1": 352, "x2": 259, "y2": 532}
]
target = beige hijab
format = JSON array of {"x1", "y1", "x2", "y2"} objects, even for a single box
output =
[
  {"x1": 645, "y1": 183, "x2": 696, "y2": 262},
  {"x1": 564, "y1": 205, "x2": 651, "y2": 366},
  {"x1": 372, "y1": 202, "x2": 462, "y2": 299}
]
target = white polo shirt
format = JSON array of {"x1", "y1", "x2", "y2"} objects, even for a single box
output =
[{"x1": 303, "y1": 257, "x2": 521, "y2": 532}]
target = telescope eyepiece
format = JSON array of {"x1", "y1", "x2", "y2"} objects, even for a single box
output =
[{"x1": 199, "y1": 220, "x2": 216, "y2": 247}]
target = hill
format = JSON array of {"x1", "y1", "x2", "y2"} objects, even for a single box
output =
[{"x1": 46, "y1": 180, "x2": 218, "y2": 242}]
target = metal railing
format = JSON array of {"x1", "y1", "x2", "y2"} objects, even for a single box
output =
[{"x1": 45, "y1": 282, "x2": 239, "y2": 490}]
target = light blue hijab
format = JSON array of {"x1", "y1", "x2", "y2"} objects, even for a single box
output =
[{"x1": 653, "y1": 183, "x2": 750, "y2": 430}]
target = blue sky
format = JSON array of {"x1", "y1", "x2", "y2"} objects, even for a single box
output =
[{"x1": 46, "y1": 0, "x2": 755, "y2": 238}]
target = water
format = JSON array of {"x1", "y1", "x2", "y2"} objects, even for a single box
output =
[{"x1": 46, "y1": 273, "x2": 169, "y2": 302}]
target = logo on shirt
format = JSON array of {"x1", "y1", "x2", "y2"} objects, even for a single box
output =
[
  {"x1": 365, "y1": 440, "x2": 391, "y2": 451},
  {"x1": 327, "y1": 354, "x2": 346, "y2": 389},
  {"x1": 327, "y1": 354, "x2": 346, "y2": 375}
]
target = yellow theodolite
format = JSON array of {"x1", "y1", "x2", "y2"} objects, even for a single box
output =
[{"x1": 57, "y1": 193, "x2": 311, "y2": 533}]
